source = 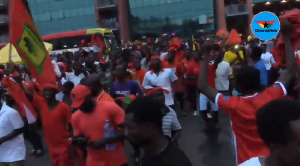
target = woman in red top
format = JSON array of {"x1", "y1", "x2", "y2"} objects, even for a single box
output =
[
  {"x1": 32, "y1": 84, "x2": 74, "y2": 166},
  {"x1": 186, "y1": 51, "x2": 201, "y2": 114}
]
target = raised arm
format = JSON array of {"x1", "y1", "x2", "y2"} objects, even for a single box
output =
[
  {"x1": 277, "y1": 19, "x2": 296, "y2": 86},
  {"x1": 198, "y1": 44, "x2": 219, "y2": 102}
]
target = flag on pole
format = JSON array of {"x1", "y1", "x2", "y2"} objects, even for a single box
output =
[
  {"x1": 9, "y1": 0, "x2": 56, "y2": 85},
  {"x1": 2, "y1": 76, "x2": 37, "y2": 124}
]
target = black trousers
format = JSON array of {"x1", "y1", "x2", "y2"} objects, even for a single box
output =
[{"x1": 23, "y1": 120, "x2": 43, "y2": 150}]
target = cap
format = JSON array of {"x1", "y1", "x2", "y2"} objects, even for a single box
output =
[
  {"x1": 42, "y1": 83, "x2": 60, "y2": 94},
  {"x1": 0, "y1": 69, "x2": 4, "y2": 75},
  {"x1": 71, "y1": 85, "x2": 91, "y2": 108},
  {"x1": 146, "y1": 87, "x2": 170, "y2": 96}
]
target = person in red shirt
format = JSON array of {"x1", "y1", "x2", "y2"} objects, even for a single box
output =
[
  {"x1": 198, "y1": 28, "x2": 296, "y2": 165},
  {"x1": 199, "y1": 53, "x2": 220, "y2": 126},
  {"x1": 132, "y1": 58, "x2": 147, "y2": 89},
  {"x1": 186, "y1": 51, "x2": 201, "y2": 114},
  {"x1": 164, "y1": 50, "x2": 185, "y2": 115},
  {"x1": 31, "y1": 83, "x2": 74, "y2": 166},
  {"x1": 71, "y1": 85, "x2": 127, "y2": 166}
]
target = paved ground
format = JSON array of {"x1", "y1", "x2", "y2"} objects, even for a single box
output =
[{"x1": 25, "y1": 110, "x2": 236, "y2": 166}]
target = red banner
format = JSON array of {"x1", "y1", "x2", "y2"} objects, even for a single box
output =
[
  {"x1": 3, "y1": 76, "x2": 37, "y2": 123},
  {"x1": 9, "y1": 0, "x2": 56, "y2": 85}
]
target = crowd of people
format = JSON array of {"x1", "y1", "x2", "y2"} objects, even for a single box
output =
[{"x1": 1, "y1": 13, "x2": 300, "y2": 166}]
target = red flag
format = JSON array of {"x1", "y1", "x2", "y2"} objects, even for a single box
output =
[
  {"x1": 226, "y1": 29, "x2": 242, "y2": 45},
  {"x1": 216, "y1": 28, "x2": 229, "y2": 39},
  {"x1": 2, "y1": 76, "x2": 37, "y2": 123},
  {"x1": 9, "y1": 0, "x2": 56, "y2": 85},
  {"x1": 89, "y1": 34, "x2": 95, "y2": 47},
  {"x1": 95, "y1": 36, "x2": 105, "y2": 60}
]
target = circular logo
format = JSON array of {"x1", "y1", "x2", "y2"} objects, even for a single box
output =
[{"x1": 251, "y1": 11, "x2": 280, "y2": 41}]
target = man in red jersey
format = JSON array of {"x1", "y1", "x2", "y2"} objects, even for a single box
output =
[
  {"x1": 71, "y1": 85, "x2": 127, "y2": 166},
  {"x1": 198, "y1": 21, "x2": 296, "y2": 165},
  {"x1": 31, "y1": 84, "x2": 74, "y2": 166}
]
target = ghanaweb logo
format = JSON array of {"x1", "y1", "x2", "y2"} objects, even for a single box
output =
[{"x1": 251, "y1": 12, "x2": 280, "y2": 41}]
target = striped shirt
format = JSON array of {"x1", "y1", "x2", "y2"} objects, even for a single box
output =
[{"x1": 162, "y1": 107, "x2": 181, "y2": 138}]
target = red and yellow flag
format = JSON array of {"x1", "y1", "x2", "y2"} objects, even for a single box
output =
[{"x1": 9, "y1": 0, "x2": 56, "y2": 85}]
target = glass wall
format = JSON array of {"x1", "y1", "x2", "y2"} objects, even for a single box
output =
[
  {"x1": 28, "y1": 0, "x2": 97, "y2": 35},
  {"x1": 129, "y1": 0, "x2": 214, "y2": 39}
]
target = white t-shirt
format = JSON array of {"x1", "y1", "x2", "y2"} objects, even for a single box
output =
[
  {"x1": 261, "y1": 52, "x2": 275, "y2": 70},
  {"x1": 216, "y1": 61, "x2": 232, "y2": 91},
  {"x1": 0, "y1": 103, "x2": 26, "y2": 162},
  {"x1": 143, "y1": 69, "x2": 177, "y2": 106},
  {"x1": 65, "y1": 72, "x2": 85, "y2": 87}
]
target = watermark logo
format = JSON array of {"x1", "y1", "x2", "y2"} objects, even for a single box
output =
[{"x1": 251, "y1": 11, "x2": 280, "y2": 41}]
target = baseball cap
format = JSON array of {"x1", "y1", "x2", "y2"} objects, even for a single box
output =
[
  {"x1": 71, "y1": 85, "x2": 91, "y2": 108},
  {"x1": 42, "y1": 83, "x2": 60, "y2": 94}
]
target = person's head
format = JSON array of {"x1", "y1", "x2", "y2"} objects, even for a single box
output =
[
  {"x1": 81, "y1": 74, "x2": 103, "y2": 97},
  {"x1": 125, "y1": 97, "x2": 165, "y2": 146},
  {"x1": 71, "y1": 85, "x2": 95, "y2": 113},
  {"x1": 260, "y1": 44, "x2": 267, "y2": 53},
  {"x1": 251, "y1": 46, "x2": 263, "y2": 61},
  {"x1": 62, "y1": 81, "x2": 74, "y2": 96},
  {"x1": 133, "y1": 59, "x2": 141, "y2": 70},
  {"x1": 18, "y1": 65, "x2": 25, "y2": 72},
  {"x1": 257, "y1": 100, "x2": 300, "y2": 150},
  {"x1": 115, "y1": 65, "x2": 127, "y2": 81},
  {"x1": 42, "y1": 84, "x2": 60, "y2": 102},
  {"x1": 85, "y1": 53, "x2": 95, "y2": 66},
  {"x1": 148, "y1": 89, "x2": 165, "y2": 105},
  {"x1": 167, "y1": 50, "x2": 176, "y2": 62},
  {"x1": 151, "y1": 58, "x2": 162, "y2": 71},
  {"x1": 72, "y1": 61, "x2": 83, "y2": 75},
  {"x1": 235, "y1": 66, "x2": 261, "y2": 95}
]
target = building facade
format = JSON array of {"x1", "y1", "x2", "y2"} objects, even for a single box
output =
[
  {"x1": 129, "y1": 0, "x2": 215, "y2": 39},
  {"x1": 28, "y1": 0, "x2": 97, "y2": 36},
  {"x1": 0, "y1": 0, "x2": 9, "y2": 43}
]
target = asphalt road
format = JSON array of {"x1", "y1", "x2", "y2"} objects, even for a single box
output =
[{"x1": 24, "y1": 110, "x2": 236, "y2": 166}]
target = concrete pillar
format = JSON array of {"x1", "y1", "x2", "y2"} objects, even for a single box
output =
[
  {"x1": 216, "y1": 0, "x2": 227, "y2": 30},
  {"x1": 247, "y1": 0, "x2": 253, "y2": 23},
  {"x1": 118, "y1": 0, "x2": 130, "y2": 43}
]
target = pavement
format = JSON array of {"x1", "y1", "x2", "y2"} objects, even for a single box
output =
[{"x1": 25, "y1": 110, "x2": 236, "y2": 166}]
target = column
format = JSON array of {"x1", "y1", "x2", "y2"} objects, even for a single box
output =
[
  {"x1": 216, "y1": 0, "x2": 227, "y2": 30},
  {"x1": 247, "y1": 0, "x2": 253, "y2": 23},
  {"x1": 118, "y1": 0, "x2": 130, "y2": 43}
]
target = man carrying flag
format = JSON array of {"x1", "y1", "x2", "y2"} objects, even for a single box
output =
[{"x1": 9, "y1": 0, "x2": 56, "y2": 86}]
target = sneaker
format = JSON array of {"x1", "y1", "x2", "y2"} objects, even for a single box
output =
[
  {"x1": 35, "y1": 149, "x2": 44, "y2": 157},
  {"x1": 193, "y1": 111, "x2": 198, "y2": 116},
  {"x1": 207, "y1": 113, "x2": 213, "y2": 119},
  {"x1": 30, "y1": 149, "x2": 37, "y2": 156}
]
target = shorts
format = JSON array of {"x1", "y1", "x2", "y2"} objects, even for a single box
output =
[{"x1": 199, "y1": 93, "x2": 218, "y2": 112}]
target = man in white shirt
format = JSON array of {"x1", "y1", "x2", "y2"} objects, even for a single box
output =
[
  {"x1": 260, "y1": 44, "x2": 276, "y2": 85},
  {"x1": 0, "y1": 94, "x2": 26, "y2": 166},
  {"x1": 216, "y1": 60, "x2": 232, "y2": 95},
  {"x1": 143, "y1": 57, "x2": 177, "y2": 108},
  {"x1": 65, "y1": 61, "x2": 86, "y2": 87}
]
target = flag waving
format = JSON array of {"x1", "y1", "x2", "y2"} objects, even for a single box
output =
[
  {"x1": 9, "y1": 0, "x2": 56, "y2": 85},
  {"x1": 2, "y1": 76, "x2": 37, "y2": 124}
]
